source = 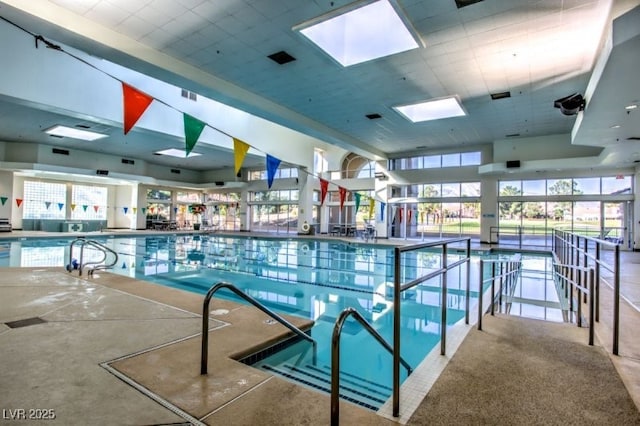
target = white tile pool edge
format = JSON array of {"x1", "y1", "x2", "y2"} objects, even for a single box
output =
[{"x1": 376, "y1": 288, "x2": 492, "y2": 424}]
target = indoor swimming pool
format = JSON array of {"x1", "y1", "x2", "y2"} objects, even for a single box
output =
[{"x1": 0, "y1": 234, "x2": 558, "y2": 410}]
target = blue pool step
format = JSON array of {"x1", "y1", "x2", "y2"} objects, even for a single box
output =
[{"x1": 260, "y1": 363, "x2": 390, "y2": 411}]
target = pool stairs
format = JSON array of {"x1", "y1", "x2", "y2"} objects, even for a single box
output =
[{"x1": 260, "y1": 363, "x2": 390, "y2": 411}]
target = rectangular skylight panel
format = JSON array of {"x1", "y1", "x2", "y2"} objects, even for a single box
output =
[
  {"x1": 45, "y1": 125, "x2": 107, "y2": 141},
  {"x1": 297, "y1": 0, "x2": 420, "y2": 67},
  {"x1": 394, "y1": 97, "x2": 466, "y2": 123},
  {"x1": 155, "y1": 148, "x2": 201, "y2": 158}
]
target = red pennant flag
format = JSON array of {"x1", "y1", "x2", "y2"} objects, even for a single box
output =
[
  {"x1": 122, "y1": 83, "x2": 153, "y2": 134},
  {"x1": 93, "y1": 205, "x2": 100, "y2": 213},
  {"x1": 398, "y1": 208, "x2": 403, "y2": 224},
  {"x1": 408, "y1": 209, "x2": 413, "y2": 224},
  {"x1": 320, "y1": 178, "x2": 329, "y2": 205},
  {"x1": 16, "y1": 198, "x2": 23, "y2": 207},
  {"x1": 338, "y1": 187, "x2": 347, "y2": 210}
]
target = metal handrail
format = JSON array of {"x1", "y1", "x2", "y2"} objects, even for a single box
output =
[
  {"x1": 553, "y1": 229, "x2": 620, "y2": 354},
  {"x1": 67, "y1": 237, "x2": 118, "y2": 276},
  {"x1": 330, "y1": 307, "x2": 412, "y2": 426},
  {"x1": 477, "y1": 256, "x2": 522, "y2": 330},
  {"x1": 392, "y1": 237, "x2": 471, "y2": 418},
  {"x1": 201, "y1": 281, "x2": 316, "y2": 375}
]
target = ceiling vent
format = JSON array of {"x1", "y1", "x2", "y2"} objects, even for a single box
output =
[
  {"x1": 505, "y1": 133, "x2": 520, "y2": 137},
  {"x1": 455, "y1": 0, "x2": 484, "y2": 9},
  {"x1": 121, "y1": 158, "x2": 134, "y2": 165},
  {"x1": 170, "y1": 169, "x2": 181, "y2": 174},
  {"x1": 491, "y1": 91, "x2": 511, "y2": 100},
  {"x1": 626, "y1": 137, "x2": 640, "y2": 141},
  {"x1": 268, "y1": 51, "x2": 296, "y2": 65},
  {"x1": 366, "y1": 113, "x2": 382, "y2": 120},
  {"x1": 180, "y1": 89, "x2": 197, "y2": 101},
  {"x1": 96, "y1": 169, "x2": 109, "y2": 176},
  {"x1": 52, "y1": 148, "x2": 69, "y2": 155}
]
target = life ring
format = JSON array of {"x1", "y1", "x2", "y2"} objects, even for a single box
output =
[
  {"x1": 301, "y1": 222, "x2": 310, "y2": 233},
  {"x1": 301, "y1": 243, "x2": 310, "y2": 254}
]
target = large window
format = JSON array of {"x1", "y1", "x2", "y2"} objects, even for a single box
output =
[
  {"x1": 23, "y1": 181, "x2": 66, "y2": 219},
  {"x1": 71, "y1": 185, "x2": 108, "y2": 220},
  {"x1": 389, "y1": 150, "x2": 481, "y2": 171},
  {"x1": 248, "y1": 168, "x2": 298, "y2": 181}
]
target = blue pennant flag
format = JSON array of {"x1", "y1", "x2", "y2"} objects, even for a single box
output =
[{"x1": 266, "y1": 154, "x2": 282, "y2": 189}]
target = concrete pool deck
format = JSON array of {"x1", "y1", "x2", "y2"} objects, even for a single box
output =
[{"x1": 1, "y1": 229, "x2": 639, "y2": 424}]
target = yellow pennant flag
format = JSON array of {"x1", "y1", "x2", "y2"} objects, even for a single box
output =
[
  {"x1": 234, "y1": 138, "x2": 250, "y2": 175},
  {"x1": 368, "y1": 197, "x2": 375, "y2": 220}
]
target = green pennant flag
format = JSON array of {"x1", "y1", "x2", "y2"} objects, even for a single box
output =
[
  {"x1": 354, "y1": 193, "x2": 361, "y2": 213},
  {"x1": 184, "y1": 113, "x2": 206, "y2": 155},
  {"x1": 0, "y1": 196, "x2": 7, "y2": 206}
]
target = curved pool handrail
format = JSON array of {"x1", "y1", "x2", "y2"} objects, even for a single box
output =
[
  {"x1": 331, "y1": 307, "x2": 412, "y2": 426},
  {"x1": 201, "y1": 281, "x2": 316, "y2": 375},
  {"x1": 67, "y1": 237, "x2": 118, "y2": 276}
]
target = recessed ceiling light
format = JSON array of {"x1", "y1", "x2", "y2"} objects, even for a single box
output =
[
  {"x1": 294, "y1": 0, "x2": 421, "y2": 67},
  {"x1": 393, "y1": 96, "x2": 466, "y2": 123},
  {"x1": 154, "y1": 148, "x2": 201, "y2": 158},
  {"x1": 44, "y1": 125, "x2": 107, "y2": 141},
  {"x1": 625, "y1": 104, "x2": 638, "y2": 110},
  {"x1": 610, "y1": 125, "x2": 621, "y2": 129}
]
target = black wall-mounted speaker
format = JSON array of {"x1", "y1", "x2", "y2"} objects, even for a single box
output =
[
  {"x1": 96, "y1": 169, "x2": 109, "y2": 176},
  {"x1": 215, "y1": 181, "x2": 224, "y2": 186},
  {"x1": 506, "y1": 160, "x2": 520, "y2": 168}
]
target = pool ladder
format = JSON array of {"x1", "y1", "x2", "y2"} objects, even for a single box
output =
[{"x1": 66, "y1": 237, "x2": 118, "y2": 276}]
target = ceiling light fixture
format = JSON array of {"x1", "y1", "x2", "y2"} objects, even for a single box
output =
[
  {"x1": 154, "y1": 148, "x2": 201, "y2": 158},
  {"x1": 625, "y1": 104, "x2": 638, "y2": 110},
  {"x1": 294, "y1": 0, "x2": 421, "y2": 67},
  {"x1": 44, "y1": 125, "x2": 107, "y2": 141},
  {"x1": 393, "y1": 96, "x2": 466, "y2": 123}
]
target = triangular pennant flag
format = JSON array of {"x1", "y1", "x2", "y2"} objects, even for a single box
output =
[
  {"x1": 420, "y1": 210, "x2": 425, "y2": 224},
  {"x1": 16, "y1": 199, "x2": 23, "y2": 207},
  {"x1": 368, "y1": 197, "x2": 375, "y2": 220},
  {"x1": 93, "y1": 205, "x2": 100, "y2": 213},
  {"x1": 408, "y1": 209, "x2": 413, "y2": 224},
  {"x1": 233, "y1": 138, "x2": 250, "y2": 175},
  {"x1": 133, "y1": 207, "x2": 137, "y2": 214},
  {"x1": 141, "y1": 207, "x2": 146, "y2": 214},
  {"x1": 184, "y1": 113, "x2": 206, "y2": 155},
  {"x1": 381, "y1": 202, "x2": 386, "y2": 221},
  {"x1": 44, "y1": 201, "x2": 51, "y2": 209},
  {"x1": 319, "y1": 179, "x2": 329, "y2": 206},
  {"x1": 174, "y1": 207, "x2": 178, "y2": 214},
  {"x1": 122, "y1": 83, "x2": 154, "y2": 134},
  {"x1": 123, "y1": 207, "x2": 129, "y2": 215},
  {"x1": 82, "y1": 205, "x2": 88, "y2": 212},
  {"x1": 149, "y1": 207, "x2": 155, "y2": 214},
  {"x1": 266, "y1": 154, "x2": 282, "y2": 189},
  {"x1": 338, "y1": 187, "x2": 347, "y2": 210},
  {"x1": 391, "y1": 206, "x2": 397, "y2": 224},
  {"x1": 398, "y1": 208, "x2": 403, "y2": 224},
  {"x1": 0, "y1": 196, "x2": 7, "y2": 206},
  {"x1": 354, "y1": 193, "x2": 361, "y2": 213},
  {"x1": 58, "y1": 203, "x2": 64, "y2": 211}
]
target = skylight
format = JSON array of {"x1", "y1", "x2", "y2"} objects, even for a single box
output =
[
  {"x1": 294, "y1": 0, "x2": 420, "y2": 67},
  {"x1": 393, "y1": 97, "x2": 466, "y2": 123},
  {"x1": 44, "y1": 125, "x2": 107, "y2": 141},
  {"x1": 155, "y1": 148, "x2": 201, "y2": 158}
]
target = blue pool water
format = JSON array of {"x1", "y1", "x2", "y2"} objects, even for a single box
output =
[{"x1": 0, "y1": 234, "x2": 557, "y2": 409}]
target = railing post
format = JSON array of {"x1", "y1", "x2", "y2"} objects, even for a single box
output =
[
  {"x1": 440, "y1": 244, "x2": 448, "y2": 356},
  {"x1": 465, "y1": 239, "x2": 471, "y2": 325},
  {"x1": 393, "y1": 247, "x2": 401, "y2": 417},
  {"x1": 583, "y1": 238, "x2": 588, "y2": 303},
  {"x1": 478, "y1": 260, "x2": 484, "y2": 331},
  {"x1": 595, "y1": 243, "x2": 600, "y2": 322},
  {"x1": 613, "y1": 245, "x2": 620, "y2": 355},
  {"x1": 589, "y1": 268, "x2": 594, "y2": 346},
  {"x1": 490, "y1": 262, "x2": 496, "y2": 316}
]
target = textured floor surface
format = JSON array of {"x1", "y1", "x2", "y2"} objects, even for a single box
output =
[{"x1": 408, "y1": 314, "x2": 640, "y2": 425}]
